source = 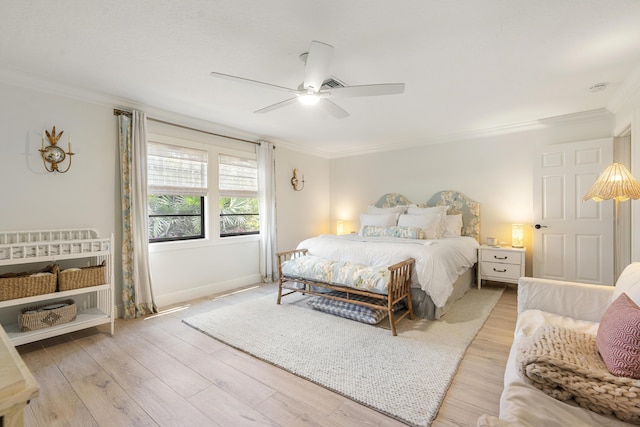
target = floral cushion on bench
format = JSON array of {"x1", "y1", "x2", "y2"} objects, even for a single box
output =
[{"x1": 281, "y1": 255, "x2": 390, "y2": 295}]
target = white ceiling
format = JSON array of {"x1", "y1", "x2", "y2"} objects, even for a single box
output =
[{"x1": 2, "y1": 1, "x2": 640, "y2": 157}]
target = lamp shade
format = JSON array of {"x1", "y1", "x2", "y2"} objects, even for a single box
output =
[
  {"x1": 512, "y1": 224, "x2": 524, "y2": 248},
  {"x1": 582, "y1": 162, "x2": 640, "y2": 202},
  {"x1": 336, "y1": 221, "x2": 344, "y2": 235}
]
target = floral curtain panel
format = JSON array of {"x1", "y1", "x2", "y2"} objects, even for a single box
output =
[{"x1": 118, "y1": 110, "x2": 157, "y2": 318}]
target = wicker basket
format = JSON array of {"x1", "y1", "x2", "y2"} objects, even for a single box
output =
[
  {"x1": 19, "y1": 299, "x2": 76, "y2": 331},
  {"x1": 58, "y1": 261, "x2": 106, "y2": 291},
  {"x1": 0, "y1": 264, "x2": 58, "y2": 301}
]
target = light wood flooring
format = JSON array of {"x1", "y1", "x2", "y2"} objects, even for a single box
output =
[{"x1": 17, "y1": 282, "x2": 517, "y2": 427}]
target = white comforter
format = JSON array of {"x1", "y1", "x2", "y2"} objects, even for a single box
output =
[{"x1": 295, "y1": 234, "x2": 479, "y2": 307}]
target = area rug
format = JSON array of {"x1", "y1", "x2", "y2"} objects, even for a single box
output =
[{"x1": 183, "y1": 287, "x2": 503, "y2": 426}]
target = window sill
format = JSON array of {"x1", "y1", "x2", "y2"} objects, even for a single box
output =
[{"x1": 149, "y1": 234, "x2": 259, "y2": 253}]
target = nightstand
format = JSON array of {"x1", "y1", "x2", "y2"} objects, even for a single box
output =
[{"x1": 477, "y1": 245, "x2": 525, "y2": 288}]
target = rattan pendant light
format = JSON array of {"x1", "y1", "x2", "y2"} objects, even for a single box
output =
[{"x1": 583, "y1": 162, "x2": 640, "y2": 202}]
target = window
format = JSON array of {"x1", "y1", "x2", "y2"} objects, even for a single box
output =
[
  {"x1": 219, "y1": 154, "x2": 259, "y2": 237},
  {"x1": 147, "y1": 142, "x2": 208, "y2": 243}
]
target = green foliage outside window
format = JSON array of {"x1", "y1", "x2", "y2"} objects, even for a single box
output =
[
  {"x1": 219, "y1": 197, "x2": 259, "y2": 236},
  {"x1": 148, "y1": 195, "x2": 204, "y2": 242}
]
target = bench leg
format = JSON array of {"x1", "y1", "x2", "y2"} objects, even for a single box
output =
[
  {"x1": 277, "y1": 280, "x2": 283, "y2": 304},
  {"x1": 388, "y1": 313, "x2": 398, "y2": 336},
  {"x1": 388, "y1": 298, "x2": 398, "y2": 336},
  {"x1": 406, "y1": 292, "x2": 415, "y2": 321}
]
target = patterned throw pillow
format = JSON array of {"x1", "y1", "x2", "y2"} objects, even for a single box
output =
[
  {"x1": 596, "y1": 293, "x2": 640, "y2": 378},
  {"x1": 362, "y1": 225, "x2": 423, "y2": 239}
]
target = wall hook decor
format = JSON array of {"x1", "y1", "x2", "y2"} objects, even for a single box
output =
[
  {"x1": 291, "y1": 168, "x2": 305, "y2": 191},
  {"x1": 40, "y1": 126, "x2": 74, "y2": 173}
]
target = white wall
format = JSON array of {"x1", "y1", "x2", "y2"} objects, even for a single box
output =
[
  {"x1": 0, "y1": 82, "x2": 118, "y2": 235},
  {"x1": 275, "y1": 147, "x2": 331, "y2": 252},
  {"x1": 329, "y1": 114, "x2": 613, "y2": 276},
  {"x1": 0, "y1": 81, "x2": 121, "y2": 304}
]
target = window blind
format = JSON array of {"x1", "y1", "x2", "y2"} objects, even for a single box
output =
[
  {"x1": 147, "y1": 142, "x2": 208, "y2": 196},
  {"x1": 219, "y1": 155, "x2": 258, "y2": 198}
]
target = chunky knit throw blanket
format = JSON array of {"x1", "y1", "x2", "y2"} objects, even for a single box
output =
[{"x1": 518, "y1": 325, "x2": 640, "y2": 424}]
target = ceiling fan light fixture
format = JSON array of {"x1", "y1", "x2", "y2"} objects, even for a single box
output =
[{"x1": 298, "y1": 93, "x2": 320, "y2": 106}]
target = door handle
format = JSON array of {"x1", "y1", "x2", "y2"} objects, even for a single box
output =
[{"x1": 534, "y1": 224, "x2": 548, "y2": 229}]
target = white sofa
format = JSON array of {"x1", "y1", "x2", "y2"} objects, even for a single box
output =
[{"x1": 478, "y1": 263, "x2": 640, "y2": 427}]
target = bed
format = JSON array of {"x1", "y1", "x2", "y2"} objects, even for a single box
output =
[{"x1": 295, "y1": 190, "x2": 480, "y2": 320}]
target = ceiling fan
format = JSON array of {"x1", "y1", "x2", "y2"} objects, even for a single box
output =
[{"x1": 210, "y1": 40, "x2": 405, "y2": 119}]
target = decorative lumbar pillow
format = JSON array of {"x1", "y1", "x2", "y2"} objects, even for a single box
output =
[
  {"x1": 596, "y1": 293, "x2": 640, "y2": 378},
  {"x1": 362, "y1": 225, "x2": 423, "y2": 239},
  {"x1": 358, "y1": 213, "x2": 399, "y2": 235},
  {"x1": 613, "y1": 262, "x2": 640, "y2": 306},
  {"x1": 397, "y1": 214, "x2": 440, "y2": 239}
]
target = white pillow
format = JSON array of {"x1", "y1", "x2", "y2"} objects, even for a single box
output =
[
  {"x1": 397, "y1": 214, "x2": 440, "y2": 239},
  {"x1": 614, "y1": 262, "x2": 640, "y2": 305},
  {"x1": 442, "y1": 214, "x2": 463, "y2": 237},
  {"x1": 366, "y1": 205, "x2": 409, "y2": 215},
  {"x1": 406, "y1": 206, "x2": 448, "y2": 237},
  {"x1": 358, "y1": 213, "x2": 399, "y2": 235},
  {"x1": 407, "y1": 206, "x2": 448, "y2": 216}
]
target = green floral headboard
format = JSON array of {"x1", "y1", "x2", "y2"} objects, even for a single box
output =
[{"x1": 373, "y1": 190, "x2": 480, "y2": 242}]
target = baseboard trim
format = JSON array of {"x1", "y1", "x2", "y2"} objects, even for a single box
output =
[{"x1": 153, "y1": 274, "x2": 263, "y2": 309}]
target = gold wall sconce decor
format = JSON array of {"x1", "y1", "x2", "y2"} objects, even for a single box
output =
[
  {"x1": 40, "y1": 126, "x2": 74, "y2": 173},
  {"x1": 291, "y1": 168, "x2": 305, "y2": 191}
]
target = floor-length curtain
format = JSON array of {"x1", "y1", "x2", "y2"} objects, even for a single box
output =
[
  {"x1": 118, "y1": 110, "x2": 157, "y2": 318},
  {"x1": 257, "y1": 141, "x2": 278, "y2": 282}
]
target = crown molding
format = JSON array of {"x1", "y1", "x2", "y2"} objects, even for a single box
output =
[
  {"x1": 328, "y1": 119, "x2": 547, "y2": 159},
  {"x1": 0, "y1": 67, "x2": 128, "y2": 108},
  {"x1": 536, "y1": 108, "x2": 613, "y2": 125},
  {"x1": 328, "y1": 109, "x2": 614, "y2": 159}
]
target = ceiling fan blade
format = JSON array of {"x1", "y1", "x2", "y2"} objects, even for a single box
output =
[
  {"x1": 325, "y1": 83, "x2": 405, "y2": 98},
  {"x1": 210, "y1": 71, "x2": 298, "y2": 93},
  {"x1": 254, "y1": 97, "x2": 298, "y2": 114},
  {"x1": 319, "y1": 99, "x2": 349, "y2": 119},
  {"x1": 303, "y1": 41, "x2": 334, "y2": 92}
]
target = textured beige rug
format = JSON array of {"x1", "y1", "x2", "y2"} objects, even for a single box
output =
[{"x1": 183, "y1": 287, "x2": 503, "y2": 427}]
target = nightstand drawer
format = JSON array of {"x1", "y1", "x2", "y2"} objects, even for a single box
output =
[
  {"x1": 481, "y1": 249, "x2": 521, "y2": 265},
  {"x1": 480, "y1": 261, "x2": 522, "y2": 281}
]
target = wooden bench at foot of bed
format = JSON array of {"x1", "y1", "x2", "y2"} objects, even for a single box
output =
[{"x1": 277, "y1": 249, "x2": 415, "y2": 336}]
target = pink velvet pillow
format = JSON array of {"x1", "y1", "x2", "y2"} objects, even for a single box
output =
[{"x1": 596, "y1": 293, "x2": 640, "y2": 378}]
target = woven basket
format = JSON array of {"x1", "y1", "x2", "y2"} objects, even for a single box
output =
[
  {"x1": 19, "y1": 299, "x2": 76, "y2": 331},
  {"x1": 58, "y1": 261, "x2": 106, "y2": 291},
  {"x1": 0, "y1": 264, "x2": 58, "y2": 301}
]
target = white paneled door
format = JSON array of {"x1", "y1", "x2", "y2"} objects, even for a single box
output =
[{"x1": 533, "y1": 138, "x2": 613, "y2": 284}]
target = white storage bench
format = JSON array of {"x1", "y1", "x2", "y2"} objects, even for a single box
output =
[{"x1": 277, "y1": 249, "x2": 415, "y2": 335}]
